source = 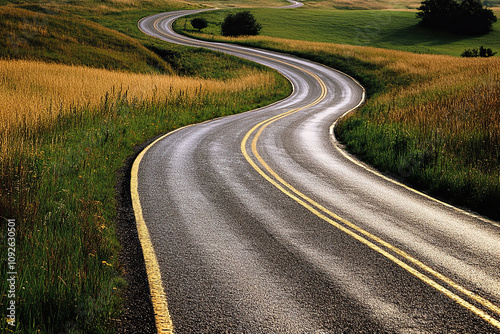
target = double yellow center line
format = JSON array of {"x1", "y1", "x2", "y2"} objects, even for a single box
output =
[{"x1": 240, "y1": 62, "x2": 500, "y2": 330}]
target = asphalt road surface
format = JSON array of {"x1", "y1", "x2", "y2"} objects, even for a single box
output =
[{"x1": 133, "y1": 9, "x2": 500, "y2": 333}]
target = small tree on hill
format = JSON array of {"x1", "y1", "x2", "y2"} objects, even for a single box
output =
[
  {"x1": 417, "y1": 0, "x2": 497, "y2": 34},
  {"x1": 191, "y1": 18, "x2": 208, "y2": 32},
  {"x1": 221, "y1": 11, "x2": 262, "y2": 37}
]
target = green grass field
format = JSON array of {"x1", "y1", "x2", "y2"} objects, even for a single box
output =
[
  {"x1": 0, "y1": 5, "x2": 175, "y2": 73},
  {"x1": 182, "y1": 8, "x2": 500, "y2": 56}
]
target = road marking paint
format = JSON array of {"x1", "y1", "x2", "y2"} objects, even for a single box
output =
[
  {"x1": 250, "y1": 116, "x2": 500, "y2": 315},
  {"x1": 131, "y1": 127, "x2": 193, "y2": 333},
  {"x1": 240, "y1": 68, "x2": 500, "y2": 330}
]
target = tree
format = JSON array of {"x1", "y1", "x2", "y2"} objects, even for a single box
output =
[
  {"x1": 416, "y1": 0, "x2": 459, "y2": 29},
  {"x1": 417, "y1": 0, "x2": 497, "y2": 34},
  {"x1": 191, "y1": 18, "x2": 208, "y2": 32},
  {"x1": 221, "y1": 11, "x2": 262, "y2": 37},
  {"x1": 452, "y1": 0, "x2": 497, "y2": 34}
]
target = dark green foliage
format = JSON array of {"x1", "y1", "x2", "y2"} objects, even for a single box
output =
[
  {"x1": 417, "y1": 0, "x2": 458, "y2": 29},
  {"x1": 417, "y1": 0, "x2": 455, "y2": 33},
  {"x1": 191, "y1": 17, "x2": 208, "y2": 31},
  {"x1": 221, "y1": 11, "x2": 262, "y2": 37},
  {"x1": 461, "y1": 45, "x2": 497, "y2": 56},
  {"x1": 417, "y1": 0, "x2": 497, "y2": 34}
]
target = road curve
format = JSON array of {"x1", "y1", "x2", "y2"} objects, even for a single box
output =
[{"x1": 133, "y1": 9, "x2": 500, "y2": 333}]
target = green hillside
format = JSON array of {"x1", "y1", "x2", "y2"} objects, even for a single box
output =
[
  {"x1": 0, "y1": 5, "x2": 175, "y2": 73},
  {"x1": 183, "y1": 8, "x2": 500, "y2": 56}
]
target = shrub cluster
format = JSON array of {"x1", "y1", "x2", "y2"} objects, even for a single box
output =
[
  {"x1": 417, "y1": 0, "x2": 497, "y2": 34},
  {"x1": 461, "y1": 45, "x2": 497, "y2": 57}
]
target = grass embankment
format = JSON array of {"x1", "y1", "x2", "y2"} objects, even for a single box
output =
[
  {"x1": 177, "y1": 12, "x2": 500, "y2": 220},
  {"x1": 301, "y1": 0, "x2": 500, "y2": 10},
  {"x1": 0, "y1": 1, "x2": 291, "y2": 332},
  {"x1": 0, "y1": 0, "x2": 266, "y2": 79}
]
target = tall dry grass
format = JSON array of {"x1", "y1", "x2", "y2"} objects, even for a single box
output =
[
  {"x1": 45, "y1": 0, "x2": 196, "y2": 15},
  {"x1": 299, "y1": 0, "x2": 500, "y2": 10},
  {"x1": 302, "y1": 0, "x2": 422, "y2": 10},
  {"x1": 0, "y1": 59, "x2": 272, "y2": 127},
  {"x1": 0, "y1": 58, "x2": 275, "y2": 158}
]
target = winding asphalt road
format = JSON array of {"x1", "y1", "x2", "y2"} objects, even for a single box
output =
[{"x1": 133, "y1": 8, "x2": 500, "y2": 333}]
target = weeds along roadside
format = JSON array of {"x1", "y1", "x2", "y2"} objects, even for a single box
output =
[
  {"x1": 176, "y1": 19, "x2": 500, "y2": 220},
  {"x1": 0, "y1": 58, "x2": 290, "y2": 332}
]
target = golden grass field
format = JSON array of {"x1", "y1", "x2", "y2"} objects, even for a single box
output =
[
  {"x1": 301, "y1": 0, "x2": 500, "y2": 10},
  {"x1": 302, "y1": 0, "x2": 422, "y2": 9},
  {"x1": 0, "y1": 59, "x2": 273, "y2": 128},
  {"x1": 0, "y1": 58, "x2": 277, "y2": 161}
]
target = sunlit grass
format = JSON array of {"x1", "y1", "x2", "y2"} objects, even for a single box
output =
[
  {"x1": 0, "y1": 6, "x2": 175, "y2": 72},
  {"x1": 0, "y1": 59, "x2": 273, "y2": 129},
  {"x1": 301, "y1": 0, "x2": 422, "y2": 9},
  {"x1": 300, "y1": 0, "x2": 500, "y2": 10}
]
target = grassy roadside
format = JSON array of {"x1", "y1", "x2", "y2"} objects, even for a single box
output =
[
  {"x1": 0, "y1": 60, "x2": 290, "y2": 333},
  {"x1": 0, "y1": 1, "x2": 292, "y2": 332},
  {"x1": 176, "y1": 12, "x2": 500, "y2": 220}
]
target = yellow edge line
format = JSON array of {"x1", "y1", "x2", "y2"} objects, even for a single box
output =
[
  {"x1": 131, "y1": 127, "x2": 192, "y2": 334},
  {"x1": 133, "y1": 14, "x2": 299, "y2": 332},
  {"x1": 241, "y1": 77, "x2": 500, "y2": 330}
]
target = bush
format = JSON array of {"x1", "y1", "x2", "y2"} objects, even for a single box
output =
[
  {"x1": 417, "y1": 0, "x2": 497, "y2": 34},
  {"x1": 221, "y1": 11, "x2": 262, "y2": 37},
  {"x1": 461, "y1": 46, "x2": 497, "y2": 57},
  {"x1": 191, "y1": 17, "x2": 208, "y2": 32}
]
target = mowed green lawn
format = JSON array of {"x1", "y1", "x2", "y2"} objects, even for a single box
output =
[{"x1": 189, "y1": 8, "x2": 500, "y2": 56}]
